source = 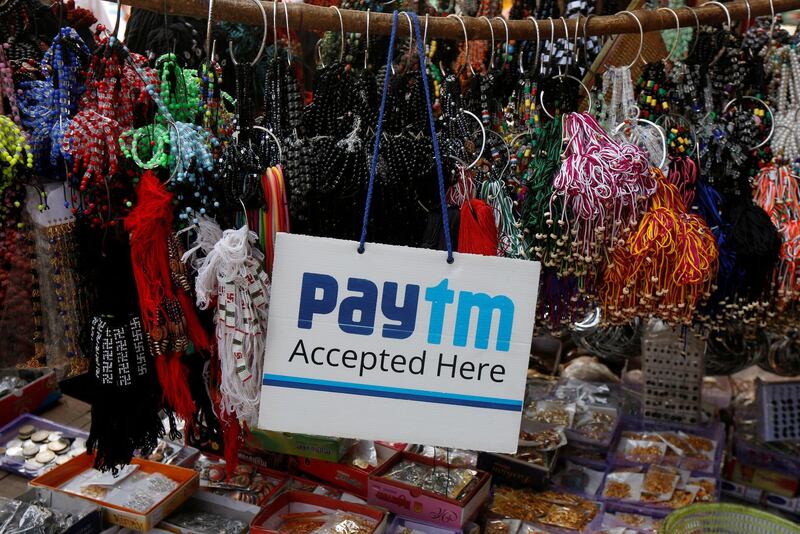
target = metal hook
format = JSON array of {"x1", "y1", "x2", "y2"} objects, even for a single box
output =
[
  {"x1": 447, "y1": 14, "x2": 474, "y2": 76},
  {"x1": 742, "y1": 0, "x2": 751, "y2": 30},
  {"x1": 494, "y1": 16, "x2": 509, "y2": 67},
  {"x1": 680, "y1": 6, "x2": 701, "y2": 59},
  {"x1": 331, "y1": 6, "x2": 345, "y2": 63},
  {"x1": 619, "y1": 10, "x2": 645, "y2": 68},
  {"x1": 613, "y1": 118, "x2": 668, "y2": 169},
  {"x1": 315, "y1": 39, "x2": 326, "y2": 68},
  {"x1": 282, "y1": 1, "x2": 292, "y2": 65},
  {"x1": 253, "y1": 125, "x2": 284, "y2": 161},
  {"x1": 479, "y1": 16, "x2": 495, "y2": 71},
  {"x1": 400, "y1": 11, "x2": 414, "y2": 69},
  {"x1": 768, "y1": 0, "x2": 776, "y2": 43},
  {"x1": 546, "y1": 17, "x2": 556, "y2": 74},
  {"x1": 229, "y1": 0, "x2": 267, "y2": 66},
  {"x1": 520, "y1": 16, "x2": 540, "y2": 75},
  {"x1": 703, "y1": 1, "x2": 732, "y2": 31},
  {"x1": 539, "y1": 74, "x2": 593, "y2": 119},
  {"x1": 205, "y1": 0, "x2": 215, "y2": 61},
  {"x1": 658, "y1": 7, "x2": 681, "y2": 61},
  {"x1": 460, "y1": 108, "x2": 486, "y2": 169},
  {"x1": 111, "y1": 0, "x2": 123, "y2": 38},
  {"x1": 722, "y1": 96, "x2": 775, "y2": 150},
  {"x1": 559, "y1": 16, "x2": 571, "y2": 74},
  {"x1": 364, "y1": 9, "x2": 370, "y2": 69}
]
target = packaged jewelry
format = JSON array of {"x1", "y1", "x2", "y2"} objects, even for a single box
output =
[
  {"x1": 314, "y1": 511, "x2": 379, "y2": 534},
  {"x1": 601, "y1": 472, "x2": 644, "y2": 502},
  {"x1": 570, "y1": 407, "x2": 618, "y2": 445},
  {"x1": 405, "y1": 445, "x2": 477, "y2": 467},
  {"x1": 165, "y1": 510, "x2": 248, "y2": 534},
  {"x1": 59, "y1": 464, "x2": 181, "y2": 512},
  {"x1": 641, "y1": 465, "x2": 679, "y2": 502},
  {"x1": 0, "y1": 416, "x2": 90, "y2": 478},
  {"x1": 686, "y1": 477, "x2": 716, "y2": 502},
  {"x1": 485, "y1": 519, "x2": 521, "y2": 534},
  {"x1": 518, "y1": 426, "x2": 567, "y2": 452},
  {"x1": 621, "y1": 439, "x2": 667, "y2": 465},
  {"x1": 382, "y1": 460, "x2": 477, "y2": 501},
  {"x1": 490, "y1": 487, "x2": 600, "y2": 531},
  {"x1": 530, "y1": 401, "x2": 576, "y2": 427},
  {"x1": 194, "y1": 455, "x2": 284, "y2": 505},
  {"x1": 663, "y1": 485, "x2": 699, "y2": 508}
]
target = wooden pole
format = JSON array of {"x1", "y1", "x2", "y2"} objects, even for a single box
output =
[{"x1": 118, "y1": 0, "x2": 800, "y2": 40}]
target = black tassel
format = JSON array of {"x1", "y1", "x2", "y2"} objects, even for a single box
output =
[{"x1": 82, "y1": 315, "x2": 165, "y2": 473}]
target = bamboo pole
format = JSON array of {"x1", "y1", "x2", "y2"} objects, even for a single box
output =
[{"x1": 118, "y1": 0, "x2": 800, "y2": 40}]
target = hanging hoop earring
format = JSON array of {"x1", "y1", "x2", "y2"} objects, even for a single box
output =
[
  {"x1": 494, "y1": 16, "x2": 509, "y2": 68},
  {"x1": 723, "y1": 96, "x2": 775, "y2": 150},
  {"x1": 479, "y1": 16, "x2": 495, "y2": 70},
  {"x1": 447, "y1": 14, "x2": 474, "y2": 76},
  {"x1": 657, "y1": 7, "x2": 681, "y2": 62},
  {"x1": 229, "y1": 0, "x2": 267, "y2": 66},
  {"x1": 619, "y1": 10, "x2": 645, "y2": 68},
  {"x1": 702, "y1": 1, "x2": 732, "y2": 31},
  {"x1": 539, "y1": 75, "x2": 593, "y2": 119},
  {"x1": 330, "y1": 6, "x2": 345, "y2": 63}
]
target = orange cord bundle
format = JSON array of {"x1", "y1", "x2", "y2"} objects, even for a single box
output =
[
  {"x1": 754, "y1": 164, "x2": 800, "y2": 308},
  {"x1": 601, "y1": 169, "x2": 719, "y2": 324}
]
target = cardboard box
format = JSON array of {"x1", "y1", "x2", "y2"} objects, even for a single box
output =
[
  {"x1": 721, "y1": 479, "x2": 800, "y2": 515},
  {"x1": 724, "y1": 458, "x2": 799, "y2": 498},
  {"x1": 476, "y1": 449, "x2": 557, "y2": 490},
  {"x1": 367, "y1": 452, "x2": 491, "y2": 528},
  {"x1": 297, "y1": 441, "x2": 402, "y2": 498},
  {"x1": 31, "y1": 453, "x2": 199, "y2": 532},
  {"x1": 0, "y1": 368, "x2": 61, "y2": 427},
  {"x1": 14, "y1": 487, "x2": 102, "y2": 534},
  {"x1": 251, "y1": 490, "x2": 387, "y2": 534},
  {"x1": 158, "y1": 490, "x2": 261, "y2": 533},
  {"x1": 245, "y1": 429, "x2": 354, "y2": 462}
]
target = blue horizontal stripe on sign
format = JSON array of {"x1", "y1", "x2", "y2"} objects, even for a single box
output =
[{"x1": 262, "y1": 374, "x2": 522, "y2": 412}]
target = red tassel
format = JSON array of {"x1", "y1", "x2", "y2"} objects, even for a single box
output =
[
  {"x1": 220, "y1": 410, "x2": 241, "y2": 477},
  {"x1": 177, "y1": 289, "x2": 210, "y2": 352},
  {"x1": 458, "y1": 199, "x2": 498, "y2": 256},
  {"x1": 125, "y1": 171, "x2": 175, "y2": 331},
  {"x1": 154, "y1": 354, "x2": 196, "y2": 421}
]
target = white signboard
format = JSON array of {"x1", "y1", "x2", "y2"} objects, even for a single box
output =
[{"x1": 258, "y1": 233, "x2": 540, "y2": 452}]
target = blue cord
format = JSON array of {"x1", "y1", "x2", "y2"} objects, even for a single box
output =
[
  {"x1": 358, "y1": 11, "x2": 399, "y2": 255},
  {"x1": 357, "y1": 11, "x2": 454, "y2": 264}
]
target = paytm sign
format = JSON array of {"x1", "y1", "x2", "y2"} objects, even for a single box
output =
[{"x1": 258, "y1": 233, "x2": 540, "y2": 452}]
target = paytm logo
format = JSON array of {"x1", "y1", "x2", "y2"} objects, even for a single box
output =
[{"x1": 297, "y1": 273, "x2": 515, "y2": 351}]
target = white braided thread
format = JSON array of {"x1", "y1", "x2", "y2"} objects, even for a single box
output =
[{"x1": 186, "y1": 216, "x2": 270, "y2": 426}]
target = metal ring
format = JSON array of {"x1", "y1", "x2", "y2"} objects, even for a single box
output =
[
  {"x1": 253, "y1": 125, "x2": 283, "y2": 161},
  {"x1": 330, "y1": 6, "x2": 345, "y2": 63},
  {"x1": 613, "y1": 118, "x2": 668, "y2": 169},
  {"x1": 494, "y1": 16, "x2": 509, "y2": 67},
  {"x1": 447, "y1": 14, "x2": 474, "y2": 76},
  {"x1": 364, "y1": 9, "x2": 370, "y2": 69},
  {"x1": 539, "y1": 74, "x2": 593, "y2": 119},
  {"x1": 399, "y1": 11, "x2": 413, "y2": 68},
  {"x1": 703, "y1": 1, "x2": 732, "y2": 30},
  {"x1": 479, "y1": 16, "x2": 495, "y2": 70},
  {"x1": 723, "y1": 96, "x2": 775, "y2": 150},
  {"x1": 680, "y1": 6, "x2": 701, "y2": 59},
  {"x1": 282, "y1": 1, "x2": 291, "y2": 64},
  {"x1": 520, "y1": 16, "x2": 540, "y2": 75},
  {"x1": 619, "y1": 10, "x2": 644, "y2": 69},
  {"x1": 460, "y1": 108, "x2": 486, "y2": 170},
  {"x1": 229, "y1": 0, "x2": 267, "y2": 66},
  {"x1": 205, "y1": 0, "x2": 215, "y2": 60},
  {"x1": 657, "y1": 7, "x2": 681, "y2": 61}
]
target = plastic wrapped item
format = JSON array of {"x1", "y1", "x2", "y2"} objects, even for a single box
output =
[
  {"x1": 641, "y1": 465, "x2": 679, "y2": 502},
  {"x1": 519, "y1": 426, "x2": 567, "y2": 452},
  {"x1": 0, "y1": 415, "x2": 89, "y2": 479},
  {"x1": 552, "y1": 462, "x2": 605, "y2": 497},
  {"x1": 404, "y1": 446, "x2": 477, "y2": 467},
  {"x1": 59, "y1": 466, "x2": 179, "y2": 513},
  {"x1": 382, "y1": 460, "x2": 476, "y2": 501},
  {"x1": 489, "y1": 487, "x2": 601, "y2": 532},
  {"x1": 602, "y1": 472, "x2": 644, "y2": 501},
  {"x1": 686, "y1": 477, "x2": 716, "y2": 502},
  {"x1": 313, "y1": 511, "x2": 377, "y2": 534},
  {"x1": 194, "y1": 455, "x2": 284, "y2": 505},
  {"x1": 484, "y1": 519, "x2": 521, "y2": 534},
  {"x1": 0, "y1": 496, "x2": 81, "y2": 534},
  {"x1": 164, "y1": 511, "x2": 247, "y2": 533},
  {"x1": 621, "y1": 440, "x2": 667, "y2": 465},
  {"x1": 530, "y1": 401, "x2": 576, "y2": 427}
]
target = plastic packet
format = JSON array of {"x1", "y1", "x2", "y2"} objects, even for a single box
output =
[
  {"x1": 610, "y1": 512, "x2": 654, "y2": 530},
  {"x1": 514, "y1": 447, "x2": 550, "y2": 468},
  {"x1": 622, "y1": 440, "x2": 667, "y2": 464},
  {"x1": 537, "y1": 503, "x2": 594, "y2": 531},
  {"x1": 686, "y1": 477, "x2": 716, "y2": 502},
  {"x1": 405, "y1": 445, "x2": 477, "y2": 467},
  {"x1": 641, "y1": 465, "x2": 679, "y2": 501},
  {"x1": 485, "y1": 519, "x2": 521, "y2": 534},
  {"x1": 518, "y1": 522, "x2": 558, "y2": 534},
  {"x1": 343, "y1": 441, "x2": 378, "y2": 470},
  {"x1": 552, "y1": 462, "x2": 605, "y2": 496},
  {"x1": 314, "y1": 511, "x2": 377, "y2": 534},
  {"x1": 571, "y1": 408, "x2": 617, "y2": 444},
  {"x1": 602, "y1": 472, "x2": 644, "y2": 501},
  {"x1": 531, "y1": 401, "x2": 576, "y2": 427},
  {"x1": 665, "y1": 485, "x2": 700, "y2": 508},
  {"x1": 277, "y1": 511, "x2": 329, "y2": 534},
  {"x1": 519, "y1": 426, "x2": 567, "y2": 451},
  {"x1": 167, "y1": 511, "x2": 248, "y2": 534}
]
